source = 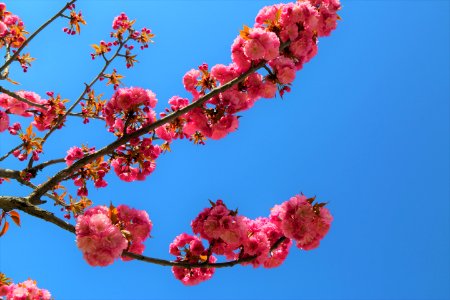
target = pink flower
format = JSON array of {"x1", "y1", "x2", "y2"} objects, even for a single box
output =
[
  {"x1": 191, "y1": 200, "x2": 247, "y2": 253},
  {"x1": 75, "y1": 206, "x2": 128, "y2": 266},
  {"x1": 183, "y1": 69, "x2": 201, "y2": 97},
  {"x1": 0, "y1": 21, "x2": 7, "y2": 37},
  {"x1": 269, "y1": 56, "x2": 296, "y2": 84},
  {"x1": 231, "y1": 36, "x2": 251, "y2": 71},
  {"x1": 0, "y1": 110, "x2": 9, "y2": 132},
  {"x1": 65, "y1": 146, "x2": 84, "y2": 166},
  {"x1": 270, "y1": 195, "x2": 333, "y2": 250},
  {"x1": 170, "y1": 233, "x2": 216, "y2": 285},
  {"x1": 4, "y1": 279, "x2": 51, "y2": 300},
  {"x1": 243, "y1": 28, "x2": 280, "y2": 61}
]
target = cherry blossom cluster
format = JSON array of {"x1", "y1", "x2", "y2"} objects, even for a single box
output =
[
  {"x1": 153, "y1": 0, "x2": 340, "y2": 146},
  {"x1": 0, "y1": 2, "x2": 27, "y2": 49},
  {"x1": 75, "y1": 204, "x2": 152, "y2": 266},
  {"x1": 170, "y1": 195, "x2": 332, "y2": 285},
  {"x1": 170, "y1": 234, "x2": 217, "y2": 286},
  {"x1": 0, "y1": 91, "x2": 67, "y2": 133},
  {"x1": 65, "y1": 145, "x2": 110, "y2": 196},
  {"x1": 0, "y1": 278, "x2": 51, "y2": 300}
]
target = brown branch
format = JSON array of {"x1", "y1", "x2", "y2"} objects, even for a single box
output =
[
  {"x1": 0, "y1": 196, "x2": 276, "y2": 269},
  {"x1": 27, "y1": 158, "x2": 66, "y2": 174},
  {"x1": 0, "y1": 86, "x2": 47, "y2": 109},
  {"x1": 27, "y1": 41, "x2": 290, "y2": 203},
  {"x1": 0, "y1": 196, "x2": 73, "y2": 232},
  {"x1": 0, "y1": 144, "x2": 21, "y2": 162},
  {"x1": 0, "y1": 168, "x2": 20, "y2": 180},
  {"x1": 0, "y1": 0, "x2": 77, "y2": 75}
]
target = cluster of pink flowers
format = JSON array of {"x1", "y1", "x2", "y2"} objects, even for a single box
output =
[
  {"x1": 170, "y1": 233, "x2": 217, "y2": 286},
  {"x1": 75, "y1": 204, "x2": 152, "y2": 266},
  {"x1": 170, "y1": 195, "x2": 332, "y2": 285},
  {"x1": 102, "y1": 87, "x2": 162, "y2": 182},
  {"x1": 0, "y1": 2, "x2": 26, "y2": 48},
  {"x1": 111, "y1": 137, "x2": 161, "y2": 182},
  {"x1": 270, "y1": 194, "x2": 332, "y2": 250},
  {"x1": 103, "y1": 87, "x2": 157, "y2": 135},
  {"x1": 0, "y1": 279, "x2": 51, "y2": 300},
  {"x1": 0, "y1": 91, "x2": 67, "y2": 136},
  {"x1": 65, "y1": 146, "x2": 110, "y2": 195}
]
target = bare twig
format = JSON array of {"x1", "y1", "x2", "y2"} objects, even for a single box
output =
[
  {"x1": 0, "y1": 0, "x2": 77, "y2": 75},
  {"x1": 27, "y1": 158, "x2": 66, "y2": 174},
  {"x1": 0, "y1": 144, "x2": 21, "y2": 162},
  {"x1": 26, "y1": 35, "x2": 132, "y2": 170}
]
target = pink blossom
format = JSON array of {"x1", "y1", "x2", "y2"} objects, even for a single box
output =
[
  {"x1": 254, "y1": 4, "x2": 282, "y2": 28},
  {"x1": 270, "y1": 195, "x2": 333, "y2": 250},
  {"x1": 269, "y1": 56, "x2": 296, "y2": 84},
  {"x1": 0, "y1": 21, "x2": 7, "y2": 37},
  {"x1": 4, "y1": 279, "x2": 51, "y2": 300},
  {"x1": 210, "y1": 115, "x2": 239, "y2": 140},
  {"x1": 103, "y1": 87, "x2": 157, "y2": 134},
  {"x1": 0, "y1": 110, "x2": 9, "y2": 132},
  {"x1": 183, "y1": 69, "x2": 201, "y2": 97},
  {"x1": 231, "y1": 36, "x2": 251, "y2": 71},
  {"x1": 65, "y1": 146, "x2": 84, "y2": 166},
  {"x1": 170, "y1": 233, "x2": 216, "y2": 285},
  {"x1": 75, "y1": 206, "x2": 128, "y2": 266},
  {"x1": 243, "y1": 28, "x2": 280, "y2": 61}
]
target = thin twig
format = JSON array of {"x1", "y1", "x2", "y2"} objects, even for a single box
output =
[
  {"x1": 0, "y1": 0, "x2": 77, "y2": 75},
  {"x1": 67, "y1": 112, "x2": 105, "y2": 121},
  {"x1": 26, "y1": 35, "x2": 132, "y2": 170},
  {"x1": 27, "y1": 158, "x2": 66, "y2": 174},
  {"x1": 0, "y1": 144, "x2": 21, "y2": 162}
]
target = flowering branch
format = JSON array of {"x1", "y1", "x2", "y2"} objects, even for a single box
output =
[
  {"x1": 0, "y1": 0, "x2": 77, "y2": 76},
  {"x1": 0, "y1": 86, "x2": 46, "y2": 109},
  {"x1": 0, "y1": 196, "x2": 265, "y2": 269},
  {"x1": 27, "y1": 42, "x2": 289, "y2": 204}
]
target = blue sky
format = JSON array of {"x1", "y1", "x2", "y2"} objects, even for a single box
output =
[{"x1": 0, "y1": 0, "x2": 449, "y2": 299}]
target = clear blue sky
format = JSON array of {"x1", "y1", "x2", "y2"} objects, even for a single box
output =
[{"x1": 1, "y1": 1, "x2": 449, "y2": 299}]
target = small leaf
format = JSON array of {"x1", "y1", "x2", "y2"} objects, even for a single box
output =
[
  {"x1": 9, "y1": 211, "x2": 20, "y2": 227},
  {"x1": 239, "y1": 25, "x2": 251, "y2": 40},
  {"x1": 0, "y1": 221, "x2": 9, "y2": 237},
  {"x1": 6, "y1": 77, "x2": 20, "y2": 85}
]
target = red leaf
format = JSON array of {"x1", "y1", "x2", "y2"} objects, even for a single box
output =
[
  {"x1": 0, "y1": 221, "x2": 9, "y2": 237},
  {"x1": 9, "y1": 211, "x2": 21, "y2": 227}
]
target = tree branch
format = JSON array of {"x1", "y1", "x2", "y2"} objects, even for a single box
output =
[
  {"x1": 0, "y1": 196, "x2": 285, "y2": 269},
  {"x1": 27, "y1": 41, "x2": 290, "y2": 203},
  {"x1": 0, "y1": 0, "x2": 77, "y2": 75},
  {"x1": 0, "y1": 168, "x2": 20, "y2": 180},
  {"x1": 0, "y1": 86, "x2": 47, "y2": 109}
]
